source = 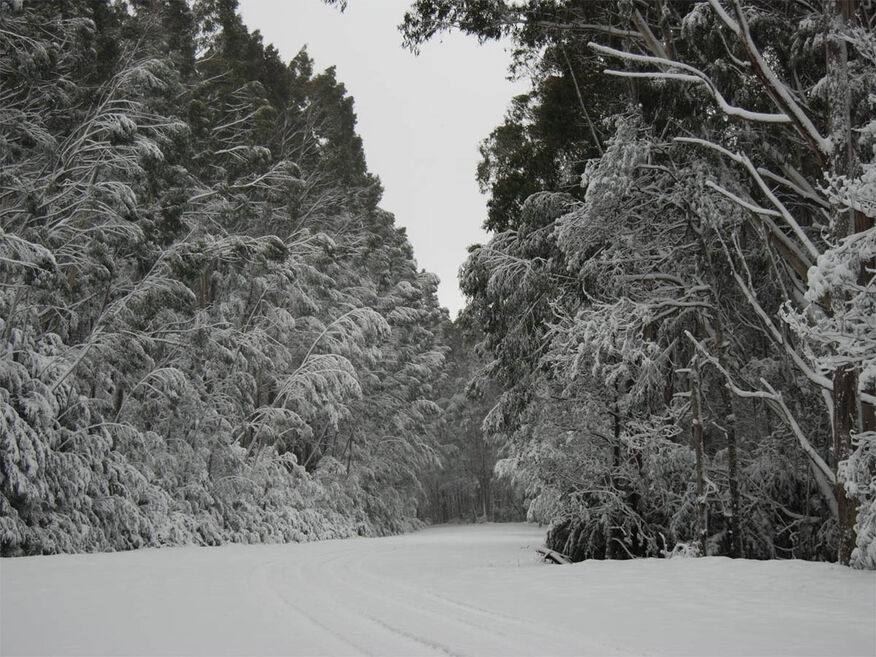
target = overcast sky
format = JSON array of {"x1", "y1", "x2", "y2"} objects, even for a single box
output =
[{"x1": 236, "y1": 0, "x2": 526, "y2": 317}]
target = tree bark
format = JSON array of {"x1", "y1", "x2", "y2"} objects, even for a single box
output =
[
  {"x1": 834, "y1": 365, "x2": 857, "y2": 564},
  {"x1": 609, "y1": 396, "x2": 623, "y2": 559},
  {"x1": 825, "y1": 0, "x2": 861, "y2": 565},
  {"x1": 714, "y1": 321, "x2": 743, "y2": 558},
  {"x1": 691, "y1": 358, "x2": 707, "y2": 556}
]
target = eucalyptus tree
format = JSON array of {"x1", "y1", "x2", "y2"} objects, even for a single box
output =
[
  {"x1": 586, "y1": 0, "x2": 875, "y2": 566},
  {"x1": 405, "y1": 0, "x2": 875, "y2": 566}
]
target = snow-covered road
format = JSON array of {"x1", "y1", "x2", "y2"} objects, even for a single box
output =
[{"x1": 2, "y1": 523, "x2": 874, "y2": 656}]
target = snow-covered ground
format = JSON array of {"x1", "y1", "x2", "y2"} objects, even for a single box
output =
[{"x1": 1, "y1": 523, "x2": 874, "y2": 656}]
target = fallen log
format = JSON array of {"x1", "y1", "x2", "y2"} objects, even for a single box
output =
[{"x1": 536, "y1": 546, "x2": 572, "y2": 565}]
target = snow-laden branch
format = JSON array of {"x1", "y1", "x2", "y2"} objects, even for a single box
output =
[
  {"x1": 730, "y1": 268, "x2": 833, "y2": 394},
  {"x1": 589, "y1": 42, "x2": 793, "y2": 124},
  {"x1": 709, "y1": 0, "x2": 832, "y2": 155},
  {"x1": 704, "y1": 180, "x2": 781, "y2": 217},
  {"x1": 702, "y1": 179, "x2": 812, "y2": 279},
  {"x1": 757, "y1": 168, "x2": 831, "y2": 211},
  {"x1": 685, "y1": 330, "x2": 838, "y2": 516},
  {"x1": 619, "y1": 273, "x2": 690, "y2": 287},
  {"x1": 676, "y1": 137, "x2": 821, "y2": 261}
]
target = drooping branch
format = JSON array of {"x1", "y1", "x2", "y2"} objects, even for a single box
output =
[
  {"x1": 685, "y1": 330, "x2": 838, "y2": 517},
  {"x1": 676, "y1": 137, "x2": 821, "y2": 261},
  {"x1": 588, "y1": 42, "x2": 794, "y2": 124},
  {"x1": 709, "y1": 0, "x2": 832, "y2": 156}
]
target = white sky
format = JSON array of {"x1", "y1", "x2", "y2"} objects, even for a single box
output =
[{"x1": 236, "y1": 0, "x2": 526, "y2": 317}]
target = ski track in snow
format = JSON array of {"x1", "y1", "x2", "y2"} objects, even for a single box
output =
[{"x1": 2, "y1": 523, "x2": 875, "y2": 656}]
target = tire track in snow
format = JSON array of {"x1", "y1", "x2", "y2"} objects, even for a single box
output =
[
  {"x1": 333, "y1": 540, "x2": 633, "y2": 657},
  {"x1": 316, "y1": 541, "x2": 620, "y2": 657},
  {"x1": 266, "y1": 545, "x2": 455, "y2": 656},
  {"x1": 348, "y1": 550, "x2": 558, "y2": 632},
  {"x1": 258, "y1": 533, "x2": 630, "y2": 657},
  {"x1": 350, "y1": 546, "x2": 547, "y2": 624},
  {"x1": 251, "y1": 559, "x2": 371, "y2": 656},
  {"x1": 317, "y1": 545, "x2": 502, "y2": 656}
]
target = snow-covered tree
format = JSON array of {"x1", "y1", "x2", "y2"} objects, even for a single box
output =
[
  {"x1": 405, "y1": 0, "x2": 875, "y2": 566},
  {"x1": 1, "y1": 0, "x2": 452, "y2": 555}
]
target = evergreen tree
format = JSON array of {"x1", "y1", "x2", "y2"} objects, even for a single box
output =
[{"x1": 1, "y1": 0, "x2": 450, "y2": 555}]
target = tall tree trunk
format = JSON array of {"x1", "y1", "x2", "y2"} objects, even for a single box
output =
[
  {"x1": 826, "y1": 0, "x2": 861, "y2": 565},
  {"x1": 695, "y1": 201, "x2": 743, "y2": 557},
  {"x1": 609, "y1": 396, "x2": 622, "y2": 559},
  {"x1": 720, "y1": 385, "x2": 742, "y2": 558},
  {"x1": 714, "y1": 321, "x2": 743, "y2": 558},
  {"x1": 691, "y1": 358, "x2": 707, "y2": 556},
  {"x1": 834, "y1": 366, "x2": 858, "y2": 563},
  {"x1": 481, "y1": 441, "x2": 492, "y2": 520}
]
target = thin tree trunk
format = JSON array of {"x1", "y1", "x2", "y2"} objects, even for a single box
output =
[
  {"x1": 691, "y1": 357, "x2": 707, "y2": 556},
  {"x1": 826, "y1": 0, "x2": 861, "y2": 565},
  {"x1": 694, "y1": 202, "x2": 743, "y2": 557},
  {"x1": 720, "y1": 385, "x2": 742, "y2": 558},
  {"x1": 609, "y1": 396, "x2": 622, "y2": 559},
  {"x1": 713, "y1": 321, "x2": 743, "y2": 558},
  {"x1": 483, "y1": 477, "x2": 492, "y2": 520},
  {"x1": 834, "y1": 365, "x2": 857, "y2": 563}
]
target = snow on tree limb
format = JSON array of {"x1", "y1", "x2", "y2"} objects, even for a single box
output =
[
  {"x1": 709, "y1": 0, "x2": 833, "y2": 155},
  {"x1": 589, "y1": 42, "x2": 794, "y2": 124}
]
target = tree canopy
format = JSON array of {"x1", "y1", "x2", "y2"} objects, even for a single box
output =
[
  {"x1": 0, "y1": 0, "x2": 459, "y2": 555},
  {"x1": 404, "y1": 0, "x2": 876, "y2": 568}
]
